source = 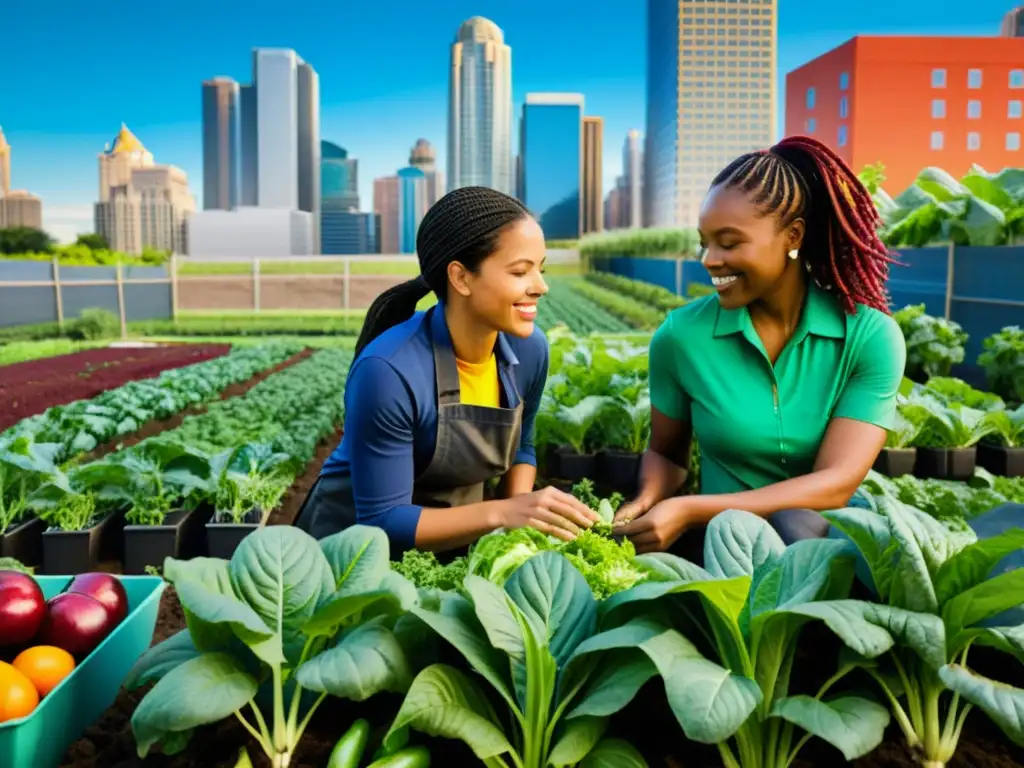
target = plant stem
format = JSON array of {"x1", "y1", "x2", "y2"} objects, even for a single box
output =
[
  {"x1": 234, "y1": 710, "x2": 272, "y2": 757},
  {"x1": 718, "y1": 741, "x2": 742, "y2": 768},
  {"x1": 292, "y1": 691, "x2": 327, "y2": 746},
  {"x1": 923, "y1": 677, "x2": 943, "y2": 759},
  {"x1": 866, "y1": 669, "x2": 918, "y2": 746},
  {"x1": 891, "y1": 651, "x2": 925, "y2": 738},
  {"x1": 271, "y1": 665, "x2": 287, "y2": 753},
  {"x1": 249, "y1": 701, "x2": 272, "y2": 746}
]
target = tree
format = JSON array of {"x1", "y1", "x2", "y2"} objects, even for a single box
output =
[
  {"x1": 0, "y1": 226, "x2": 55, "y2": 255},
  {"x1": 857, "y1": 162, "x2": 887, "y2": 195},
  {"x1": 75, "y1": 233, "x2": 109, "y2": 250}
]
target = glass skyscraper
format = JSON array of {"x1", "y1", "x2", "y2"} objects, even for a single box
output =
[
  {"x1": 397, "y1": 167, "x2": 427, "y2": 254},
  {"x1": 644, "y1": 0, "x2": 777, "y2": 228},
  {"x1": 519, "y1": 93, "x2": 583, "y2": 240},
  {"x1": 201, "y1": 78, "x2": 239, "y2": 210},
  {"x1": 321, "y1": 140, "x2": 359, "y2": 211}
]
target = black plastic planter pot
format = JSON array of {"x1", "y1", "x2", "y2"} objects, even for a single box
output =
[
  {"x1": 123, "y1": 506, "x2": 213, "y2": 574},
  {"x1": 1, "y1": 516, "x2": 46, "y2": 566},
  {"x1": 42, "y1": 510, "x2": 125, "y2": 575},
  {"x1": 977, "y1": 443, "x2": 1024, "y2": 478},
  {"x1": 598, "y1": 451, "x2": 642, "y2": 492},
  {"x1": 555, "y1": 448, "x2": 597, "y2": 483},
  {"x1": 206, "y1": 508, "x2": 265, "y2": 560},
  {"x1": 872, "y1": 448, "x2": 917, "y2": 477},
  {"x1": 915, "y1": 446, "x2": 977, "y2": 480}
]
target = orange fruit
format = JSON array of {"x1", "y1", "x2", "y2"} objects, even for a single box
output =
[
  {"x1": 13, "y1": 646, "x2": 76, "y2": 697},
  {"x1": 0, "y1": 661, "x2": 39, "y2": 722}
]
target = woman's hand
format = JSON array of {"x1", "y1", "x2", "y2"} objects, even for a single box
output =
[
  {"x1": 615, "y1": 497, "x2": 693, "y2": 554},
  {"x1": 498, "y1": 486, "x2": 601, "y2": 541}
]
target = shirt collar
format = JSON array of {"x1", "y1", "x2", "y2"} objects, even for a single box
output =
[
  {"x1": 712, "y1": 282, "x2": 847, "y2": 342},
  {"x1": 429, "y1": 302, "x2": 519, "y2": 366}
]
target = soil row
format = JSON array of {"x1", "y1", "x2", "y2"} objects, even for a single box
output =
[{"x1": 0, "y1": 344, "x2": 232, "y2": 432}]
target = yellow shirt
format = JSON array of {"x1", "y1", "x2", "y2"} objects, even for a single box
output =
[{"x1": 456, "y1": 354, "x2": 500, "y2": 408}]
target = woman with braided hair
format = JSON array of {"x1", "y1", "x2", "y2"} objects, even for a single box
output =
[
  {"x1": 297, "y1": 186, "x2": 597, "y2": 551},
  {"x1": 614, "y1": 135, "x2": 906, "y2": 556}
]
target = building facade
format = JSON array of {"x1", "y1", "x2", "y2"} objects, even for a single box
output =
[
  {"x1": 397, "y1": 167, "x2": 427, "y2": 254},
  {"x1": 645, "y1": 0, "x2": 777, "y2": 227},
  {"x1": 520, "y1": 93, "x2": 583, "y2": 240},
  {"x1": 623, "y1": 129, "x2": 643, "y2": 228},
  {"x1": 409, "y1": 139, "x2": 444, "y2": 207},
  {"x1": 373, "y1": 176, "x2": 400, "y2": 254},
  {"x1": 188, "y1": 207, "x2": 313, "y2": 257},
  {"x1": 321, "y1": 211, "x2": 380, "y2": 254},
  {"x1": 0, "y1": 127, "x2": 44, "y2": 229},
  {"x1": 582, "y1": 117, "x2": 604, "y2": 233},
  {"x1": 1002, "y1": 6, "x2": 1024, "y2": 37},
  {"x1": 95, "y1": 125, "x2": 195, "y2": 254},
  {"x1": 785, "y1": 36, "x2": 1024, "y2": 195},
  {"x1": 321, "y1": 140, "x2": 359, "y2": 211},
  {"x1": 0, "y1": 126, "x2": 9, "y2": 198},
  {"x1": 448, "y1": 17, "x2": 514, "y2": 195},
  {"x1": 201, "y1": 77, "x2": 240, "y2": 210}
]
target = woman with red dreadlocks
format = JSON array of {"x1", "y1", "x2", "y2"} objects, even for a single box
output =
[{"x1": 614, "y1": 135, "x2": 906, "y2": 557}]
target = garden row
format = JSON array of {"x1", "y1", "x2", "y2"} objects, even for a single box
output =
[
  {"x1": 0, "y1": 345, "x2": 351, "y2": 576},
  {"x1": 46, "y1": 485, "x2": 1024, "y2": 768}
]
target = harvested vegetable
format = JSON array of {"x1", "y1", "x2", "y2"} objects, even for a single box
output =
[
  {"x1": 366, "y1": 746, "x2": 431, "y2": 768},
  {"x1": 0, "y1": 660, "x2": 38, "y2": 722},
  {"x1": 65, "y1": 572, "x2": 128, "y2": 625},
  {"x1": 13, "y1": 645, "x2": 75, "y2": 696},
  {"x1": 0, "y1": 570, "x2": 46, "y2": 647},
  {"x1": 327, "y1": 718, "x2": 370, "y2": 768},
  {"x1": 37, "y1": 592, "x2": 114, "y2": 656}
]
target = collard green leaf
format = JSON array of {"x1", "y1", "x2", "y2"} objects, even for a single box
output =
[
  {"x1": 579, "y1": 738, "x2": 648, "y2": 768},
  {"x1": 704, "y1": 509, "x2": 786, "y2": 579},
  {"x1": 600, "y1": 571, "x2": 751, "y2": 627},
  {"x1": 941, "y1": 568, "x2": 1024, "y2": 640},
  {"x1": 384, "y1": 663, "x2": 514, "y2": 759},
  {"x1": 124, "y1": 630, "x2": 201, "y2": 689},
  {"x1": 940, "y1": 663, "x2": 1024, "y2": 746},
  {"x1": 131, "y1": 652, "x2": 259, "y2": 757},
  {"x1": 933, "y1": 528, "x2": 1024, "y2": 606},
  {"x1": 293, "y1": 623, "x2": 412, "y2": 699},
  {"x1": 303, "y1": 589, "x2": 403, "y2": 638},
  {"x1": 769, "y1": 695, "x2": 890, "y2": 759},
  {"x1": 548, "y1": 716, "x2": 608, "y2": 767},
  {"x1": 747, "y1": 538, "x2": 856, "y2": 621},
  {"x1": 319, "y1": 524, "x2": 391, "y2": 596}
]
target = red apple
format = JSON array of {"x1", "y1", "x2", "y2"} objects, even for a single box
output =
[
  {"x1": 37, "y1": 593, "x2": 113, "y2": 656},
  {"x1": 65, "y1": 573, "x2": 128, "y2": 626},
  {"x1": 0, "y1": 571, "x2": 46, "y2": 647}
]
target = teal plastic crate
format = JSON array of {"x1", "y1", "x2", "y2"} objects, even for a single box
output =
[{"x1": 0, "y1": 575, "x2": 166, "y2": 768}]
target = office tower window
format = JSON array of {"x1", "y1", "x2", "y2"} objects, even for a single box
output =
[
  {"x1": 931, "y1": 131, "x2": 944, "y2": 150},
  {"x1": 1011, "y1": 100, "x2": 1023, "y2": 119},
  {"x1": 1012, "y1": 70, "x2": 1024, "y2": 89},
  {"x1": 839, "y1": 96, "x2": 849, "y2": 118},
  {"x1": 1008, "y1": 132, "x2": 1021, "y2": 151},
  {"x1": 967, "y1": 132, "x2": 981, "y2": 150},
  {"x1": 806, "y1": 117, "x2": 817, "y2": 133},
  {"x1": 968, "y1": 100, "x2": 982, "y2": 119},
  {"x1": 806, "y1": 87, "x2": 816, "y2": 109},
  {"x1": 968, "y1": 69, "x2": 983, "y2": 89},
  {"x1": 839, "y1": 71, "x2": 849, "y2": 90},
  {"x1": 932, "y1": 99, "x2": 946, "y2": 119},
  {"x1": 931, "y1": 68, "x2": 946, "y2": 88},
  {"x1": 838, "y1": 125, "x2": 848, "y2": 147}
]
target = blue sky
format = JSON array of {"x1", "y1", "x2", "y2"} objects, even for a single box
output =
[{"x1": 0, "y1": 0, "x2": 1010, "y2": 242}]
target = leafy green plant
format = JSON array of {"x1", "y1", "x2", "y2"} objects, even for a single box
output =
[
  {"x1": 28, "y1": 460, "x2": 135, "y2": 531},
  {"x1": 0, "y1": 434, "x2": 62, "y2": 532},
  {"x1": 0, "y1": 556, "x2": 33, "y2": 573},
  {"x1": 210, "y1": 443, "x2": 298, "y2": 524},
  {"x1": 825, "y1": 498, "x2": 1024, "y2": 767},
  {"x1": 578, "y1": 227, "x2": 700, "y2": 258},
  {"x1": 922, "y1": 377, "x2": 1005, "y2": 412},
  {"x1": 584, "y1": 272, "x2": 686, "y2": 313},
  {"x1": 113, "y1": 439, "x2": 213, "y2": 525},
  {"x1": 601, "y1": 509, "x2": 928, "y2": 768},
  {"x1": 383, "y1": 551, "x2": 651, "y2": 768},
  {"x1": 893, "y1": 305, "x2": 967, "y2": 381},
  {"x1": 983, "y1": 405, "x2": 1024, "y2": 448},
  {"x1": 978, "y1": 326, "x2": 1024, "y2": 404},
  {"x1": 569, "y1": 280, "x2": 665, "y2": 330},
  {"x1": 126, "y1": 525, "x2": 420, "y2": 768}
]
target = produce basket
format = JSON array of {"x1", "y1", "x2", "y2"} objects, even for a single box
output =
[{"x1": 0, "y1": 575, "x2": 165, "y2": 768}]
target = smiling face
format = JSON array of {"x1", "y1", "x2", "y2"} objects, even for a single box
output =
[
  {"x1": 698, "y1": 184, "x2": 805, "y2": 310},
  {"x1": 449, "y1": 215, "x2": 549, "y2": 337}
]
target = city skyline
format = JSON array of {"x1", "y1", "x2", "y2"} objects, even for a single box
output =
[{"x1": 0, "y1": 0, "x2": 1014, "y2": 242}]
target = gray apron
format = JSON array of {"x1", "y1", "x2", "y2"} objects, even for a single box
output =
[{"x1": 296, "y1": 316, "x2": 524, "y2": 547}]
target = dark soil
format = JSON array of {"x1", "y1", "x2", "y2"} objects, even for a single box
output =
[
  {"x1": 84, "y1": 349, "x2": 313, "y2": 461},
  {"x1": 0, "y1": 345, "x2": 231, "y2": 431}
]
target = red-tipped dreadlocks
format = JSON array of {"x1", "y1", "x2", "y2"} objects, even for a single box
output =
[{"x1": 710, "y1": 135, "x2": 896, "y2": 314}]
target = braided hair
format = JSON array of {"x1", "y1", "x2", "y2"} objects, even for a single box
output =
[
  {"x1": 354, "y1": 186, "x2": 530, "y2": 357},
  {"x1": 710, "y1": 135, "x2": 895, "y2": 314}
]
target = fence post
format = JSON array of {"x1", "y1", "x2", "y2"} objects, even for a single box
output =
[
  {"x1": 115, "y1": 262, "x2": 128, "y2": 340},
  {"x1": 169, "y1": 253, "x2": 179, "y2": 321},
  {"x1": 52, "y1": 257, "x2": 65, "y2": 332},
  {"x1": 944, "y1": 242, "x2": 956, "y2": 321},
  {"x1": 253, "y1": 259, "x2": 261, "y2": 313},
  {"x1": 343, "y1": 258, "x2": 351, "y2": 309},
  {"x1": 675, "y1": 258, "x2": 684, "y2": 296}
]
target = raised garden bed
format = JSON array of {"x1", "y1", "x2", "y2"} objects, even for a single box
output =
[{"x1": 122, "y1": 506, "x2": 213, "y2": 575}]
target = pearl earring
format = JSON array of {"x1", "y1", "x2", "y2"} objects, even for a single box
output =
[{"x1": 787, "y1": 249, "x2": 799, "y2": 260}]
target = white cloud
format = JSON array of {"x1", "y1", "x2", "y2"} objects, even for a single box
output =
[{"x1": 43, "y1": 204, "x2": 94, "y2": 244}]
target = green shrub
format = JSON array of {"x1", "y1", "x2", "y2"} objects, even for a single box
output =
[
  {"x1": 129, "y1": 315, "x2": 364, "y2": 337},
  {"x1": 578, "y1": 227, "x2": 700, "y2": 257},
  {"x1": 893, "y1": 303, "x2": 967, "y2": 381},
  {"x1": 978, "y1": 325, "x2": 1024, "y2": 404},
  {"x1": 67, "y1": 308, "x2": 120, "y2": 340}
]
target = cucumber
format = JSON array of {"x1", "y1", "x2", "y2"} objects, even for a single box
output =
[
  {"x1": 365, "y1": 745, "x2": 431, "y2": 768},
  {"x1": 326, "y1": 719, "x2": 371, "y2": 768}
]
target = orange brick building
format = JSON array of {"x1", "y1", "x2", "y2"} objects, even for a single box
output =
[{"x1": 785, "y1": 36, "x2": 1024, "y2": 194}]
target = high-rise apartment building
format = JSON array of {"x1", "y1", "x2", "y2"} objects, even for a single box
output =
[
  {"x1": 192, "y1": 48, "x2": 320, "y2": 256},
  {"x1": 520, "y1": 93, "x2": 584, "y2": 240},
  {"x1": 409, "y1": 139, "x2": 444, "y2": 207},
  {"x1": 0, "y1": 127, "x2": 44, "y2": 230},
  {"x1": 321, "y1": 140, "x2": 359, "y2": 211},
  {"x1": 201, "y1": 78, "x2": 239, "y2": 210},
  {"x1": 645, "y1": 0, "x2": 777, "y2": 228},
  {"x1": 785, "y1": 36, "x2": 1024, "y2": 195},
  {"x1": 448, "y1": 17, "x2": 514, "y2": 195},
  {"x1": 94, "y1": 125, "x2": 195, "y2": 254},
  {"x1": 373, "y1": 176, "x2": 400, "y2": 254},
  {"x1": 322, "y1": 211, "x2": 380, "y2": 254},
  {"x1": 582, "y1": 117, "x2": 604, "y2": 234},
  {"x1": 1002, "y1": 6, "x2": 1024, "y2": 36},
  {"x1": 623, "y1": 130, "x2": 643, "y2": 228}
]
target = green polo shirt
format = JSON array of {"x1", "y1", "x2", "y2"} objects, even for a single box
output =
[{"x1": 649, "y1": 284, "x2": 906, "y2": 495}]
